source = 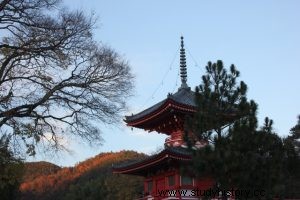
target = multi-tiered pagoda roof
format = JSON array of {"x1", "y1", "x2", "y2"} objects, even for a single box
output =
[{"x1": 113, "y1": 37, "x2": 214, "y2": 200}]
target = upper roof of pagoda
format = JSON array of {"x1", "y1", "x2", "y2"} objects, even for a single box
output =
[
  {"x1": 125, "y1": 36, "x2": 196, "y2": 134},
  {"x1": 125, "y1": 86, "x2": 196, "y2": 123}
]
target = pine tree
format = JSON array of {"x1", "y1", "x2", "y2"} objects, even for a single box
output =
[
  {"x1": 190, "y1": 60, "x2": 250, "y2": 141},
  {"x1": 282, "y1": 116, "x2": 300, "y2": 198},
  {"x1": 189, "y1": 60, "x2": 300, "y2": 199}
]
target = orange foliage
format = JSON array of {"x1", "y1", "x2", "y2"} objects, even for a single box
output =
[{"x1": 19, "y1": 151, "x2": 146, "y2": 199}]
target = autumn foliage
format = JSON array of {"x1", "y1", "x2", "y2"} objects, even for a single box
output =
[{"x1": 20, "y1": 151, "x2": 146, "y2": 200}]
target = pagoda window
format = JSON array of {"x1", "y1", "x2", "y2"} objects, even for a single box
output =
[
  {"x1": 168, "y1": 175, "x2": 175, "y2": 186},
  {"x1": 147, "y1": 180, "x2": 153, "y2": 193},
  {"x1": 181, "y1": 175, "x2": 193, "y2": 186}
]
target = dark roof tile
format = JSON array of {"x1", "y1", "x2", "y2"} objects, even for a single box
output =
[{"x1": 125, "y1": 87, "x2": 196, "y2": 122}]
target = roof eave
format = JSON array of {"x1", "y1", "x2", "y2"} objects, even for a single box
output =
[
  {"x1": 113, "y1": 148, "x2": 192, "y2": 175},
  {"x1": 125, "y1": 99, "x2": 196, "y2": 126}
]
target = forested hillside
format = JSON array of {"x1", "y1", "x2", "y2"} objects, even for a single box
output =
[
  {"x1": 20, "y1": 151, "x2": 146, "y2": 200},
  {"x1": 22, "y1": 161, "x2": 61, "y2": 182}
]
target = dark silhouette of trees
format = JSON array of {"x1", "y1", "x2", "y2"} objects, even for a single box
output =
[
  {"x1": 189, "y1": 60, "x2": 300, "y2": 199},
  {"x1": 190, "y1": 60, "x2": 251, "y2": 141},
  {"x1": 0, "y1": 0, "x2": 134, "y2": 155},
  {"x1": 282, "y1": 116, "x2": 300, "y2": 198},
  {"x1": 287, "y1": 115, "x2": 300, "y2": 154},
  {"x1": 0, "y1": 135, "x2": 23, "y2": 200}
]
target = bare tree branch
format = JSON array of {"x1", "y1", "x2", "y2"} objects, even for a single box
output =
[{"x1": 0, "y1": 0, "x2": 134, "y2": 155}]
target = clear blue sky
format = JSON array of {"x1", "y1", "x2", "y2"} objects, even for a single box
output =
[{"x1": 29, "y1": 0, "x2": 300, "y2": 166}]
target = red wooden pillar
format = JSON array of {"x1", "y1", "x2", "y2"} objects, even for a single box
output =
[{"x1": 174, "y1": 170, "x2": 182, "y2": 200}]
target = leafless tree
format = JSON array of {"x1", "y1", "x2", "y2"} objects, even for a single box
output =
[{"x1": 0, "y1": 0, "x2": 134, "y2": 155}]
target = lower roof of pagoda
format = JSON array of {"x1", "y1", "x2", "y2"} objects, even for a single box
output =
[
  {"x1": 125, "y1": 87, "x2": 196, "y2": 134},
  {"x1": 113, "y1": 147, "x2": 192, "y2": 176}
]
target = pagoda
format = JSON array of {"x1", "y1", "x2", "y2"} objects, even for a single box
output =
[{"x1": 113, "y1": 37, "x2": 214, "y2": 200}]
